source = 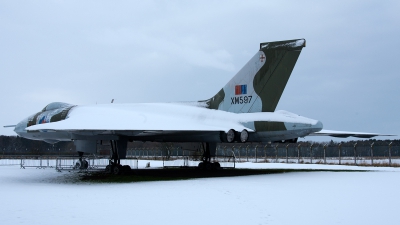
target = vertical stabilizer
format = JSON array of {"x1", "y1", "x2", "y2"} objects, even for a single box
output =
[{"x1": 202, "y1": 39, "x2": 305, "y2": 113}]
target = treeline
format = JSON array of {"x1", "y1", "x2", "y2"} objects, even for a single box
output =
[
  {"x1": 0, "y1": 135, "x2": 398, "y2": 156},
  {"x1": 0, "y1": 136, "x2": 201, "y2": 156},
  {"x1": 0, "y1": 135, "x2": 76, "y2": 155}
]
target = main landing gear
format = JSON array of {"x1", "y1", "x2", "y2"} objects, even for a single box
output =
[
  {"x1": 105, "y1": 140, "x2": 131, "y2": 175},
  {"x1": 198, "y1": 142, "x2": 221, "y2": 170}
]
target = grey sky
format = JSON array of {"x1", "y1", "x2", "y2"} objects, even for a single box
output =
[{"x1": 1, "y1": 1, "x2": 399, "y2": 141}]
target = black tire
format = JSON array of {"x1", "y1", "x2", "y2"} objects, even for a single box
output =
[
  {"x1": 113, "y1": 165, "x2": 122, "y2": 175},
  {"x1": 122, "y1": 165, "x2": 131, "y2": 174},
  {"x1": 74, "y1": 161, "x2": 81, "y2": 170},
  {"x1": 198, "y1": 162, "x2": 204, "y2": 169},
  {"x1": 81, "y1": 160, "x2": 89, "y2": 169},
  {"x1": 213, "y1": 162, "x2": 221, "y2": 169},
  {"x1": 105, "y1": 165, "x2": 113, "y2": 174}
]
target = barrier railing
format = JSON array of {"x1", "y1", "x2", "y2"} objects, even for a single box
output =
[
  {"x1": 20, "y1": 156, "x2": 57, "y2": 169},
  {"x1": 1, "y1": 155, "x2": 139, "y2": 171},
  {"x1": 0, "y1": 158, "x2": 20, "y2": 166},
  {"x1": 55, "y1": 156, "x2": 139, "y2": 172}
]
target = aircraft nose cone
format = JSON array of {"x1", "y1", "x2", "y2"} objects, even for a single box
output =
[{"x1": 14, "y1": 118, "x2": 29, "y2": 136}]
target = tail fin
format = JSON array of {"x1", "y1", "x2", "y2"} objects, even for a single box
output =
[{"x1": 202, "y1": 39, "x2": 305, "y2": 113}]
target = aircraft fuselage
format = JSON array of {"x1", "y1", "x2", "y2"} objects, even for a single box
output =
[{"x1": 15, "y1": 102, "x2": 322, "y2": 144}]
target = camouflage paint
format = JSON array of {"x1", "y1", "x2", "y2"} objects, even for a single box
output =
[
  {"x1": 200, "y1": 88, "x2": 225, "y2": 110},
  {"x1": 254, "y1": 39, "x2": 304, "y2": 112},
  {"x1": 25, "y1": 102, "x2": 75, "y2": 131},
  {"x1": 254, "y1": 121, "x2": 287, "y2": 132},
  {"x1": 202, "y1": 39, "x2": 305, "y2": 116}
]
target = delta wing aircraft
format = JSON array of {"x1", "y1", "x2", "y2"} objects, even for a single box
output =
[{"x1": 5, "y1": 39, "x2": 393, "y2": 173}]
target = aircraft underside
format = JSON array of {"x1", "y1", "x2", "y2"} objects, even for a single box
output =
[{"x1": 23, "y1": 128, "x2": 310, "y2": 145}]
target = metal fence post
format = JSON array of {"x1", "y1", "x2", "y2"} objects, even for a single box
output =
[
  {"x1": 231, "y1": 145, "x2": 235, "y2": 163},
  {"x1": 246, "y1": 145, "x2": 250, "y2": 162},
  {"x1": 255, "y1": 145, "x2": 258, "y2": 163},
  {"x1": 286, "y1": 144, "x2": 289, "y2": 163},
  {"x1": 297, "y1": 144, "x2": 301, "y2": 163},
  {"x1": 389, "y1": 142, "x2": 393, "y2": 166},
  {"x1": 275, "y1": 144, "x2": 278, "y2": 163},
  {"x1": 263, "y1": 144, "x2": 268, "y2": 162},
  {"x1": 216, "y1": 146, "x2": 219, "y2": 160},
  {"x1": 224, "y1": 146, "x2": 227, "y2": 161},
  {"x1": 338, "y1": 143, "x2": 342, "y2": 165},
  {"x1": 237, "y1": 146, "x2": 241, "y2": 162},
  {"x1": 370, "y1": 142, "x2": 374, "y2": 165},
  {"x1": 323, "y1": 144, "x2": 327, "y2": 164},
  {"x1": 310, "y1": 143, "x2": 314, "y2": 164},
  {"x1": 354, "y1": 142, "x2": 358, "y2": 166}
]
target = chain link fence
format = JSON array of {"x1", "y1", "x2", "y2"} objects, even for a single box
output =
[
  {"x1": 127, "y1": 141, "x2": 400, "y2": 167},
  {"x1": 1, "y1": 141, "x2": 399, "y2": 168}
]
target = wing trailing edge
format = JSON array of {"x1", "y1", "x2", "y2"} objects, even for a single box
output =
[{"x1": 310, "y1": 129, "x2": 396, "y2": 138}]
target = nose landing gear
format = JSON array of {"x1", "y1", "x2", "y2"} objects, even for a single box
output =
[{"x1": 75, "y1": 151, "x2": 89, "y2": 169}]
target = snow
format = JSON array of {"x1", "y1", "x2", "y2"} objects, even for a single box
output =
[
  {"x1": 1, "y1": 162, "x2": 400, "y2": 225},
  {"x1": 260, "y1": 39, "x2": 305, "y2": 49},
  {"x1": 295, "y1": 39, "x2": 306, "y2": 47},
  {"x1": 25, "y1": 103, "x2": 319, "y2": 132},
  {"x1": 318, "y1": 129, "x2": 378, "y2": 135}
]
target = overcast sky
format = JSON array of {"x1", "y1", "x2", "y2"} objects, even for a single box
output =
[{"x1": 1, "y1": 1, "x2": 399, "y2": 142}]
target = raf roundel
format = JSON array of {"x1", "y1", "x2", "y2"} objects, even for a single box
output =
[{"x1": 259, "y1": 52, "x2": 265, "y2": 62}]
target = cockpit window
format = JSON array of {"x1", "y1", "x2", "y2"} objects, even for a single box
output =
[{"x1": 42, "y1": 102, "x2": 74, "y2": 111}]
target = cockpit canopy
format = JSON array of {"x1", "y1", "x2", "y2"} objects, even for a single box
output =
[{"x1": 42, "y1": 102, "x2": 74, "y2": 112}]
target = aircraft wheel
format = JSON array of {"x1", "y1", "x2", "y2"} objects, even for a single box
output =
[
  {"x1": 226, "y1": 129, "x2": 235, "y2": 143},
  {"x1": 198, "y1": 162, "x2": 204, "y2": 169},
  {"x1": 122, "y1": 165, "x2": 131, "y2": 174},
  {"x1": 113, "y1": 165, "x2": 122, "y2": 175},
  {"x1": 105, "y1": 165, "x2": 113, "y2": 174},
  {"x1": 81, "y1": 160, "x2": 89, "y2": 169},
  {"x1": 75, "y1": 159, "x2": 88, "y2": 169},
  {"x1": 240, "y1": 129, "x2": 249, "y2": 143},
  {"x1": 74, "y1": 161, "x2": 81, "y2": 169}
]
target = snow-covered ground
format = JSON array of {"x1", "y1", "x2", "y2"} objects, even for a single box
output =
[{"x1": 1, "y1": 162, "x2": 399, "y2": 225}]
